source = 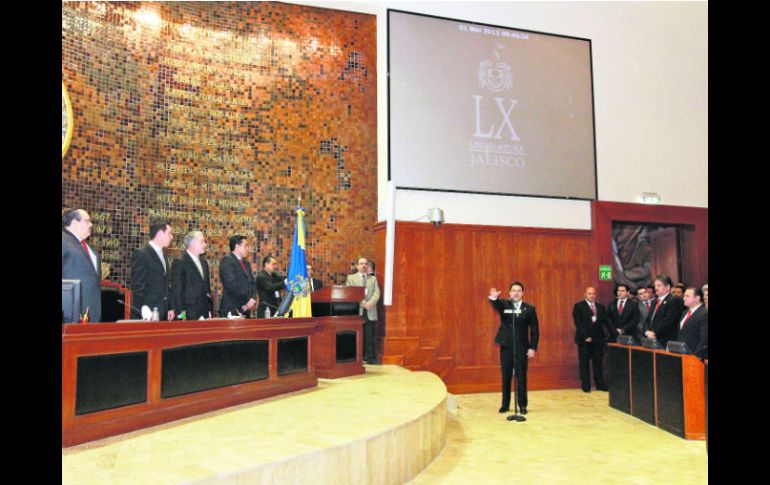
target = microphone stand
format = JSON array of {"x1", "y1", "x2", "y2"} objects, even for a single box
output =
[
  {"x1": 260, "y1": 301, "x2": 278, "y2": 318},
  {"x1": 117, "y1": 299, "x2": 149, "y2": 320},
  {"x1": 507, "y1": 298, "x2": 527, "y2": 422}
]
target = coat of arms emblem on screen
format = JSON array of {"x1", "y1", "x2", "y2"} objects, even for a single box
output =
[{"x1": 478, "y1": 53, "x2": 512, "y2": 93}]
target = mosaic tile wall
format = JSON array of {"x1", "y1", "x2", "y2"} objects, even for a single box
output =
[{"x1": 62, "y1": 1, "x2": 377, "y2": 303}]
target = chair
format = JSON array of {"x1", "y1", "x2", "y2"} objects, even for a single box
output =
[{"x1": 100, "y1": 280, "x2": 132, "y2": 322}]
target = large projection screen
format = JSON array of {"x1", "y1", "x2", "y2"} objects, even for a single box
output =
[{"x1": 389, "y1": 10, "x2": 597, "y2": 200}]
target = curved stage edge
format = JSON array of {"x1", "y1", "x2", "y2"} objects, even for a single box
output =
[{"x1": 62, "y1": 365, "x2": 447, "y2": 485}]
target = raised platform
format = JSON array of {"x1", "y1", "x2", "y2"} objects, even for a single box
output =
[{"x1": 62, "y1": 365, "x2": 447, "y2": 485}]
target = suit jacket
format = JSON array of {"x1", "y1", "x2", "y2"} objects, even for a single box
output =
[
  {"x1": 256, "y1": 269, "x2": 286, "y2": 313},
  {"x1": 171, "y1": 252, "x2": 212, "y2": 320},
  {"x1": 636, "y1": 300, "x2": 652, "y2": 336},
  {"x1": 219, "y1": 253, "x2": 255, "y2": 317},
  {"x1": 676, "y1": 306, "x2": 708, "y2": 355},
  {"x1": 644, "y1": 294, "x2": 685, "y2": 345},
  {"x1": 606, "y1": 297, "x2": 641, "y2": 339},
  {"x1": 62, "y1": 229, "x2": 102, "y2": 323},
  {"x1": 489, "y1": 298, "x2": 539, "y2": 352},
  {"x1": 345, "y1": 272, "x2": 381, "y2": 320},
  {"x1": 130, "y1": 244, "x2": 173, "y2": 319},
  {"x1": 572, "y1": 300, "x2": 609, "y2": 344}
]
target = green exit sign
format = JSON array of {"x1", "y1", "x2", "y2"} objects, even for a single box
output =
[{"x1": 599, "y1": 265, "x2": 612, "y2": 281}]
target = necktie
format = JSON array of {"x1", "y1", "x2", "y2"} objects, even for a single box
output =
[
  {"x1": 81, "y1": 240, "x2": 90, "y2": 257},
  {"x1": 653, "y1": 298, "x2": 662, "y2": 318},
  {"x1": 589, "y1": 302, "x2": 596, "y2": 315},
  {"x1": 618, "y1": 300, "x2": 624, "y2": 314},
  {"x1": 680, "y1": 309, "x2": 693, "y2": 329},
  {"x1": 645, "y1": 301, "x2": 650, "y2": 310},
  {"x1": 239, "y1": 259, "x2": 247, "y2": 273}
]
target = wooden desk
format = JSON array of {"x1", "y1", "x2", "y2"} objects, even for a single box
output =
[
  {"x1": 608, "y1": 343, "x2": 705, "y2": 440},
  {"x1": 311, "y1": 286, "x2": 366, "y2": 378},
  {"x1": 62, "y1": 318, "x2": 319, "y2": 447},
  {"x1": 312, "y1": 316, "x2": 365, "y2": 378}
]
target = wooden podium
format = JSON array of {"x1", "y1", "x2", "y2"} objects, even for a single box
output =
[
  {"x1": 608, "y1": 343, "x2": 705, "y2": 440},
  {"x1": 311, "y1": 286, "x2": 366, "y2": 378}
]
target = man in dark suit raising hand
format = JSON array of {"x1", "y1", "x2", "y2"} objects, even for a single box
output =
[{"x1": 488, "y1": 281, "x2": 539, "y2": 415}]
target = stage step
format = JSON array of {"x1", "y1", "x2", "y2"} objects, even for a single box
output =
[{"x1": 62, "y1": 365, "x2": 448, "y2": 485}]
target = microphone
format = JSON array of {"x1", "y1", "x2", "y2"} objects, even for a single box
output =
[{"x1": 117, "y1": 299, "x2": 143, "y2": 316}]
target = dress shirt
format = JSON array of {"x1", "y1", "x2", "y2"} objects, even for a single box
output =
[
  {"x1": 680, "y1": 303, "x2": 703, "y2": 329},
  {"x1": 618, "y1": 298, "x2": 628, "y2": 313},
  {"x1": 187, "y1": 250, "x2": 205, "y2": 278},
  {"x1": 77, "y1": 235, "x2": 99, "y2": 273},
  {"x1": 149, "y1": 240, "x2": 166, "y2": 272}
]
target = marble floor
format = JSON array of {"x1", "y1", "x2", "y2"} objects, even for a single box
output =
[
  {"x1": 62, "y1": 366, "x2": 707, "y2": 484},
  {"x1": 408, "y1": 389, "x2": 708, "y2": 485}
]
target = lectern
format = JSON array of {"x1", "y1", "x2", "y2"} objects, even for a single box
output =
[{"x1": 311, "y1": 286, "x2": 366, "y2": 378}]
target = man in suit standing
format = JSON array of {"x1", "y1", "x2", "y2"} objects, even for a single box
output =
[
  {"x1": 671, "y1": 283, "x2": 686, "y2": 299},
  {"x1": 488, "y1": 281, "x2": 539, "y2": 414},
  {"x1": 606, "y1": 284, "x2": 640, "y2": 341},
  {"x1": 171, "y1": 231, "x2": 212, "y2": 320},
  {"x1": 346, "y1": 257, "x2": 381, "y2": 364},
  {"x1": 635, "y1": 286, "x2": 653, "y2": 342},
  {"x1": 306, "y1": 264, "x2": 323, "y2": 293},
  {"x1": 219, "y1": 235, "x2": 257, "y2": 317},
  {"x1": 256, "y1": 255, "x2": 286, "y2": 318},
  {"x1": 62, "y1": 208, "x2": 101, "y2": 323},
  {"x1": 644, "y1": 274, "x2": 684, "y2": 346},
  {"x1": 676, "y1": 287, "x2": 708, "y2": 355},
  {"x1": 573, "y1": 287, "x2": 609, "y2": 392},
  {"x1": 130, "y1": 220, "x2": 175, "y2": 320}
]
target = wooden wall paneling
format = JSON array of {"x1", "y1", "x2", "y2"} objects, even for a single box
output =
[
  {"x1": 375, "y1": 202, "x2": 706, "y2": 394},
  {"x1": 377, "y1": 222, "x2": 590, "y2": 393}
]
